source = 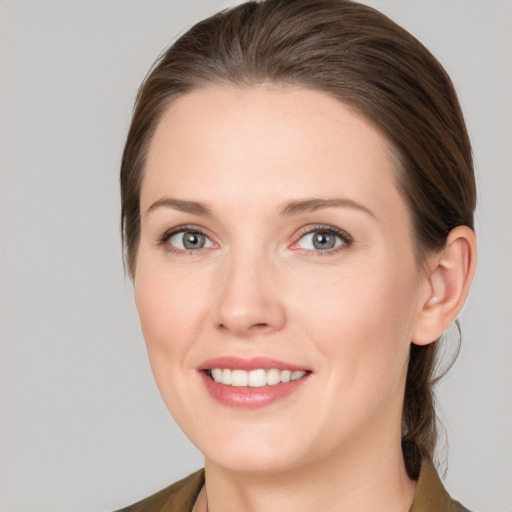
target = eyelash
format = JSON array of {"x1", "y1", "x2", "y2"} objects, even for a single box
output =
[
  {"x1": 157, "y1": 224, "x2": 353, "y2": 256},
  {"x1": 291, "y1": 224, "x2": 353, "y2": 256},
  {"x1": 158, "y1": 224, "x2": 215, "y2": 255}
]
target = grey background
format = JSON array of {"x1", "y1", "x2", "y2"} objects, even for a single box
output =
[{"x1": 0, "y1": 1, "x2": 510, "y2": 511}]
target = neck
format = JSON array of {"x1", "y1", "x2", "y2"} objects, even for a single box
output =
[{"x1": 202, "y1": 436, "x2": 416, "y2": 512}]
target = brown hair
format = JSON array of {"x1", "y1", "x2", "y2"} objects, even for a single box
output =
[{"x1": 120, "y1": 0, "x2": 475, "y2": 478}]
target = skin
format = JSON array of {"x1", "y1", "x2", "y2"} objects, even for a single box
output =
[{"x1": 134, "y1": 85, "x2": 474, "y2": 512}]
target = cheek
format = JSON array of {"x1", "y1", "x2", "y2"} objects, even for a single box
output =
[
  {"x1": 133, "y1": 262, "x2": 213, "y2": 427},
  {"x1": 134, "y1": 260, "x2": 209, "y2": 368},
  {"x1": 294, "y1": 258, "x2": 421, "y2": 379}
]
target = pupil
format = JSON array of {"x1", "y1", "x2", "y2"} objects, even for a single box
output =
[
  {"x1": 183, "y1": 232, "x2": 204, "y2": 249},
  {"x1": 313, "y1": 232, "x2": 335, "y2": 250}
]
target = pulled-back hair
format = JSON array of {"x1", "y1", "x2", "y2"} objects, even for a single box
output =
[{"x1": 120, "y1": 0, "x2": 475, "y2": 479}]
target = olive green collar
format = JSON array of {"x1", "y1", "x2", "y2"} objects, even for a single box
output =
[
  {"x1": 410, "y1": 459, "x2": 469, "y2": 511},
  {"x1": 117, "y1": 458, "x2": 469, "y2": 511}
]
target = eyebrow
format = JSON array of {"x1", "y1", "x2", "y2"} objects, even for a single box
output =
[
  {"x1": 280, "y1": 198, "x2": 376, "y2": 219},
  {"x1": 145, "y1": 196, "x2": 375, "y2": 219},
  {"x1": 145, "y1": 198, "x2": 212, "y2": 217}
]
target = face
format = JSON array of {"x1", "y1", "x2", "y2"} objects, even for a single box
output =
[{"x1": 135, "y1": 85, "x2": 431, "y2": 475}]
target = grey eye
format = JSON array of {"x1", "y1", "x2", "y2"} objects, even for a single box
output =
[
  {"x1": 297, "y1": 231, "x2": 343, "y2": 251},
  {"x1": 169, "y1": 231, "x2": 213, "y2": 250},
  {"x1": 312, "y1": 232, "x2": 337, "y2": 250}
]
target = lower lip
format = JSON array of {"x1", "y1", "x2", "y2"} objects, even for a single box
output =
[{"x1": 200, "y1": 371, "x2": 310, "y2": 409}]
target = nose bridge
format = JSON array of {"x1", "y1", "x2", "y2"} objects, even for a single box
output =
[{"x1": 214, "y1": 240, "x2": 286, "y2": 336}]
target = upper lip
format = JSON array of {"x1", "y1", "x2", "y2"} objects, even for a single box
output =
[{"x1": 198, "y1": 356, "x2": 310, "y2": 372}]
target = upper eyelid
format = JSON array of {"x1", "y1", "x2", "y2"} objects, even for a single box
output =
[
  {"x1": 289, "y1": 225, "x2": 354, "y2": 254},
  {"x1": 158, "y1": 226, "x2": 217, "y2": 254},
  {"x1": 161, "y1": 224, "x2": 213, "y2": 239},
  {"x1": 157, "y1": 224, "x2": 217, "y2": 249},
  {"x1": 294, "y1": 224, "x2": 353, "y2": 241}
]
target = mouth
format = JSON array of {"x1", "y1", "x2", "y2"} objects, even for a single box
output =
[
  {"x1": 199, "y1": 357, "x2": 311, "y2": 408},
  {"x1": 207, "y1": 368, "x2": 308, "y2": 387}
]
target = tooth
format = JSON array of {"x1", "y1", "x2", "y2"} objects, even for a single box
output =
[
  {"x1": 266, "y1": 369, "x2": 281, "y2": 385},
  {"x1": 210, "y1": 367, "x2": 306, "y2": 386},
  {"x1": 280, "y1": 370, "x2": 292, "y2": 383},
  {"x1": 211, "y1": 368, "x2": 222, "y2": 382},
  {"x1": 221, "y1": 368, "x2": 232, "y2": 385},
  {"x1": 249, "y1": 369, "x2": 266, "y2": 387},
  {"x1": 231, "y1": 369, "x2": 248, "y2": 387}
]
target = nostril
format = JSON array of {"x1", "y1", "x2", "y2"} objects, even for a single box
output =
[
  {"x1": 217, "y1": 321, "x2": 270, "y2": 333},
  {"x1": 252, "y1": 323, "x2": 269, "y2": 329},
  {"x1": 248, "y1": 322, "x2": 271, "y2": 332}
]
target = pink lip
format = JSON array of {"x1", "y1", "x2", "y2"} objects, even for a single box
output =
[
  {"x1": 198, "y1": 356, "x2": 309, "y2": 372},
  {"x1": 197, "y1": 357, "x2": 311, "y2": 409},
  {"x1": 199, "y1": 372, "x2": 310, "y2": 409}
]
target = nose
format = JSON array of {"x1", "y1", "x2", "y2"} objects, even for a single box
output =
[{"x1": 213, "y1": 250, "x2": 286, "y2": 337}]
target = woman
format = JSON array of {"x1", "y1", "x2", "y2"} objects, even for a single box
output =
[{"x1": 118, "y1": 0, "x2": 476, "y2": 510}]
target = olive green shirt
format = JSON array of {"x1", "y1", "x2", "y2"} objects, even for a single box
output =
[{"x1": 116, "y1": 459, "x2": 469, "y2": 512}]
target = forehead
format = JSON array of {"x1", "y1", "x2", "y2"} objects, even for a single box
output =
[{"x1": 142, "y1": 85, "x2": 404, "y2": 221}]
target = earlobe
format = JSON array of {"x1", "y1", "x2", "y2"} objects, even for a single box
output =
[{"x1": 412, "y1": 226, "x2": 477, "y2": 346}]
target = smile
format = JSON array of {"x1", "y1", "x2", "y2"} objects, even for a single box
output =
[
  {"x1": 208, "y1": 368, "x2": 307, "y2": 387},
  {"x1": 199, "y1": 358, "x2": 311, "y2": 408}
]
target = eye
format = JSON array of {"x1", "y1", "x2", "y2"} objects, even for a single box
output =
[
  {"x1": 162, "y1": 228, "x2": 215, "y2": 251},
  {"x1": 293, "y1": 226, "x2": 352, "y2": 253}
]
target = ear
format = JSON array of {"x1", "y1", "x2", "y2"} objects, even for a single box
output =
[{"x1": 412, "y1": 226, "x2": 477, "y2": 346}]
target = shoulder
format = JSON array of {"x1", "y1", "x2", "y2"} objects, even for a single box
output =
[
  {"x1": 411, "y1": 459, "x2": 470, "y2": 512},
  {"x1": 115, "y1": 469, "x2": 204, "y2": 512}
]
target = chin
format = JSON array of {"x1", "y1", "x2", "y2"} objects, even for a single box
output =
[
  {"x1": 205, "y1": 448, "x2": 303, "y2": 476},
  {"x1": 195, "y1": 424, "x2": 312, "y2": 475}
]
